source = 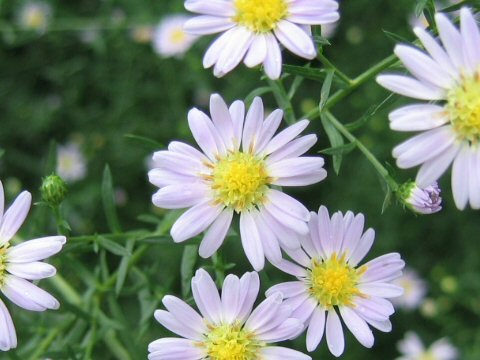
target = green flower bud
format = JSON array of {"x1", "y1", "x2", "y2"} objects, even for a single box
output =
[{"x1": 41, "y1": 174, "x2": 67, "y2": 207}]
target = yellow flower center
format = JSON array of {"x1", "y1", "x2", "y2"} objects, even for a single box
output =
[
  {"x1": 211, "y1": 152, "x2": 270, "y2": 212},
  {"x1": 418, "y1": 352, "x2": 437, "y2": 360},
  {"x1": 447, "y1": 72, "x2": 480, "y2": 144},
  {"x1": 307, "y1": 254, "x2": 366, "y2": 308},
  {"x1": 170, "y1": 28, "x2": 186, "y2": 44},
  {"x1": 233, "y1": 0, "x2": 288, "y2": 33},
  {"x1": 201, "y1": 322, "x2": 264, "y2": 360},
  {"x1": 0, "y1": 245, "x2": 9, "y2": 287}
]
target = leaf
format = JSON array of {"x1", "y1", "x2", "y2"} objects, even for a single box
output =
[
  {"x1": 102, "y1": 165, "x2": 122, "y2": 233},
  {"x1": 320, "y1": 142, "x2": 357, "y2": 156},
  {"x1": 115, "y1": 238, "x2": 136, "y2": 296},
  {"x1": 181, "y1": 245, "x2": 198, "y2": 298},
  {"x1": 321, "y1": 113, "x2": 344, "y2": 175},
  {"x1": 382, "y1": 30, "x2": 411, "y2": 44},
  {"x1": 283, "y1": 64, "x2": 330, "y2": 82},
  {"x1": 319, "y1": 69, "x2": 334, "y2": 112},
  {"x1": 344, "y1": 94, "x2": 395, "y2": 131},
  {"x1": 313, "y1": 35, "x2": 331, "y2": 46},
  {"x1": 124, "y1": 134, "x2": 162, "y2": 150},
  {"x1": 98, "y1": 236, "x2": 131, "y2": 257}
]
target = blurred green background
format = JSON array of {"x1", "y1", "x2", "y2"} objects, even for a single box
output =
[{"x1": 0, "y1": 0, "x2": 479, "y2": 359}]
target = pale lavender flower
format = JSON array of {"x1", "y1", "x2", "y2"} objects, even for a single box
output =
[
  {"x1": 148, "y1": 93, "x2": 326, "y2": 270},
  {"x1": 183, "y1": 0, "x2": 339, "y2": 79},
  {"x1": 149, "y1": 269, "x2": 310, "y2": 360},
  {"x1": 0, "y1": 181, "x2": 66, "y2": 351},
  {"x1": 391, "y1": 268, "x2": 428, "y2": 310},
  {"x1": 396, "y1": 332, "x2": 459, "y2": 360},
  {"x1": 377, "y1": 8, "x2": 480, "y2": 210},
  {"x1": 56, "y1": 143, "x2": 87, "y2": 183},
  {"x1": 17, "y1": 1, "x2": 52, "y2": 32},
  {"x1": 404, "y1": 181, "x2": 442, "y2": 214},
  {"x1": 152, "y1": 15, "x2": 198, "y2": 58},
  {"x1": 267, "y1": 206, "x2": 405, "y2": 357}
]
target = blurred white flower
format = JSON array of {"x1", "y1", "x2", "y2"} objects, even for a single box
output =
[
  {"x1": 152, "y1": 15, "x2": 198, "y2": 58},
  {"x1": 396, "y1": 332, "x2": 459, "y2": 360},
  {"x1": 392, "y1": 268, "x2": 428, "y2": 310},
  {"x1": 377, "y1": 8, "x2": 480, "y2": 210},
  {"x1": 17, "y1": 1, "x2": 52, "y2": 32},
  {"x1": 56, "y1": 143, "x2": 87, "y2": 183},
  {"x1": 0, "y1": 181, "x2": 66, "y2": 351}
]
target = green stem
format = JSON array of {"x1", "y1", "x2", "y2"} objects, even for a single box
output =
[
  {"x1": 28, "y1": 317, "x2": 76, "y2": 360},
  {"x1": 50, "y1": 273, "x2": 83, "y2": 306},
  {"x1": 267, "y1": 78, "x2": 297, "y2": 124},
  {"x1": 316, "y1": 52, "x2": 352, "y2": 84},
  {"x1": 325, "y1": 112, "x2": 399, "y2": 191},
  {"x1": 305, "y1": 54, "x2": 398, "y2": 119}
]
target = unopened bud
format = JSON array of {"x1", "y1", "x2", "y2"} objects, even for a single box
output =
[{"x1": 41, "y1": 174, "x2": 67, "y2": 207}]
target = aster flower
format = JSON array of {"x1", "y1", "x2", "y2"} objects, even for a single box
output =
[
  {"x1": 377, "y1": 8, "x2": 480, "y2": 210},
  {"x1": 17, "y1": 1, "x2": 52, "y2": 32},
  {"x1": 400, "y1": 181, "x2": 442, "y2": 214},
  {"x1": 152, "y1": 15, "x2": 198, "y2": 58},
  {"x1": 266, "y1": 206, "x2": 405, "y2": 357},
  {"x1": 183, "y1": 0, "x2": 339, "y2": 79},
  {"x1": 391, "y1": 268, "x2": 427, "y2": 311},
  {"x1": 149, "y1": 269, "x2": 310, "y2": 360},
  {"x1": 56, "y1": 143, "x2": 87, "y2": 183},
  {"x1": 0, "y1": 181, "x2": 66, "y2": 351},
  {"x1": 148, "y1": 94, "x2": 326, "y2": 270},
  {"x1": 396, "y1": 332, "x2": 459, "y2": 360}
]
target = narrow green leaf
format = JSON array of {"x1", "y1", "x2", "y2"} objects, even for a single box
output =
[
  {"x1": 102, "y1": 165, "x2": 122, "y2": 233},
  {"x1": 115, "y1": 238, "x2": 135, "y2": 296},
  {"x1": 321, "y1": 113, "x2": 344, "y2": 175},
  {"x1": 181, "y1": 245, "x2": 198, "y2": 298},
  {"x1": 98, "y1": 236, "x2": 131, "y2": 257},
  {"x1": 382, "y1": 30, "x2": 410, "y2": 44},
  {"x1": 312, "y1": 35, "x2": 331, "y2": 46},
  {"x1": 283, "y1": 64, "x2": 329, "y2": 82},
  {"x1": 320, "y1": 142, "x2": 357, "y2": 156},
  {"x1": 319, "y1": 69, "x2": 334, "y2": 112},
  {"x1": 124, "y1": 134, "x2": 162, "y2": 150}
]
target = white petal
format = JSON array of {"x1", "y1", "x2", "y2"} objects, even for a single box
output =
[
  {"x1": 389, "y1": 104, "x2": 449, "y2": 132},
  {"x1": 271, "y1": 169, "x2": 327, "y2": 186},
  {"x1": 287, "y1": 2, "x2": 339, "y2": 25},
  {"x1": 263, "y1": 201, "x2": 309, "y2": 235},
  {"x1": 199, "y1": 209, "x2": 233, "y2": 258},
  {"x1": 191, "y1": 268, "x2": 222, "y2": 324},
  {"x1": 245, "y1": 292, "x2": 283, "y2": 332},
  {"x1": 148, "y1": 338, "x2": 203, "y2": 360},
  {"x1": 340, "y1": 213, "x2": 365, "y2": 256},
  {"x1": 0, "y1": 299, "x2": 16, "y2": 351},
  {"x1": 416, "y1": 143, "x2": 459, "y2": 187},
  {"x1": 317, "y1": 206, "x2": 332, "y2": 258},
  {"x1": 188, "y1": 108, "x2": 223, "y2": 160},
  {"x1": 267, "y1": 134, "x2": 317, "y2": 163},
  {"x1": 255, "y1": 317, "x2": 303, "y2": 342},
  {"x1": 260, "y1": 346, "x2": 311, "y2": 360},
  {"x1": 152, "y1": 184, "x2": 208, "y2": 209},
  {"x1": 0, "y1": 191, "x2": 31, "y2": 246},
  {"x1": 162, "y1": 296, "x2": 206, "y2": 335},
  {"x1": 170, "y1": 202, "x2": 223, "y2": 243},
  {"x1": 7, "y1": 262, "x2": 56, "y2": 280},
  {"x1": 167, "y1": 141, "x2": 210, "y2": 163},
  {"x1": 256, "y1": 109, "x2": 284, "y2": 154},
  {"x1": 7, "y1": 236, "x2": 66, "y2": 263},
  {"x1": 394, "y1": 45, "x2": 454, "y2": 89},
  {"x1": 239, "y1": 212, "x2": 265, "y2": 271},
  {"x1": 148, "y1": 168, "x2": 197, "y2": 188},
  {"x1": 244, "y1": 34, "x2": 267, "y2": 68},
  {"x1": 376, "y1": 75, "x2": 446, "y2": 100},
  {"x1": 184, "y1": 15, "x2": 234, "y2": 35},
  {"x1": 306, "y1": 307, "x2": 326, "y2": 351},
  {"x1": 326, "y1": 310, "x2": 345, "y2": 357},
  {"x1": 0, "y1": 182, "x2": 4, "y2": 221},
  {"x1": 214, "y1": 27, "x2": 253, "y2": 77},
  {"x1": 268, "y1": 157, "x2": 325, "y2": 178},
  {"x1": 266, "y1": 281, "x2": 307, "y2": 299},
  {"x1": 221, "y1": 274, "x2": 241, "y2": 324},
  {"x1": 263, "y1": 33, "x2": 283, "y2": 80},
  {"x1": 348, "y1": 228, "x2": 375, "y2": 267},
  {"x1": 267, "y1": 189, "x2": 310, "y2": 221},
  {"x1": 273, "y1": 259, "x2": 307, "y2": 277},
  {"x1": 229, "y1": 100, "x2": 245, "y2": 151},
  {"x1": 339, "y1": 306, "x2": 374, "y2": 348},
  {"x1": 259, "y1": 210, "x2": 302, "y2": 250},
  {"x1": 359, "y1": 283, "x2": 404, "y2": 298},
  {"x1": 461, "y1": 8, "x2": 480, "y2": 72},
  {"x1": 236, "y1": 272, "x2": 260, "y2": 323},
  {"x1": 469, "y1": 148, "x2": 480, "y2": 209},
  {"x1": 203, "y1": 28, "x2": 236, "y2": 68},
  {"x1": 275, "y1": 20, "x2": 316, "y2": 59},
  {"x1": 452, "y1": 144, "x2": 470, "y2": 210},
  {"x1": 209, "y1": 93, "x2": 235, "y2": 151},
  {"x1": 184, "y1": 0, "x2": 235, "y2": 17},
  {"x1": 264, "y1": 119, "x2": 310, "y2": 155},
  {"x1": 242, "y1": 97, "x2": 264, "y2": 153},
  {"x1": 153, "y1": 310, "x2": 202, "y2": 340},
  {"x1": 2, "y1": 275, "x2": 59, "y2": 311},
  {"x1": 253, "y1": 210, "x2": 282, "y2": 263},
  {"x1": 436, "y1": 13, "x2": 465, "y2": 69}
]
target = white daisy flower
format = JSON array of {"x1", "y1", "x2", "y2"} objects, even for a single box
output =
[
  {"x1": 56, "y1": 143, "x2": 87, "y2": 183},
  {"x1": 401, "y1": 181, "x2": 442, "y2": 214},
  {"x1": 148, "y1": 94, "x2": 326, "y2": 271},
  {"x1": 377, "y1": 8, "x2": 480, "y2": 210},
  {"x1": 152, "y1": 15, "x2": 198, "y2": 58},
  {"x1": 396, "y1": 332, "x2": 459, "y2": 360},
  {"x1": 183, "y1": 0, "x2": 340, "y2": 79},
  {"x1": 266, "y1": 206, "x2": 405, "y2": 357},
  {"x1": 17, "y1": 1, "x2": 52, "y2": 32},
  {"x1": 149, "y1": 269, "x2": 310, "y2": 360},
  {"x1": 0, "y1": 181, "x2": 66, "y2": 351},
  {"x1": 391, "y1": 268, "x2": 428, "y2": 310}
]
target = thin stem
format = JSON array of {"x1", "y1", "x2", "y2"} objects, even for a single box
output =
[
  {"x1": 325, "y1": 112, "x2": 399, "y2": 192},
  {"x1": 267, "y1": 77, "x2": 297, "y2": 124},
  {"x1": 317, "y1": 52, "x2": 352, "y2": 84},
  {"x1": 50, "y1": 273, "x2": 83, "y2": 306}
]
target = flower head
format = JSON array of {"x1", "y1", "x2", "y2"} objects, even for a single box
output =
[
  {"x1": 0, "y1": 181, "x2": 66, "y2": 351},
  {"x1": 41, "y1": 174, "x2": 68, "y2": 207},
  {"x1": 377, "y1": 8, "x2": 480, "y2": 210},
  {"x1": 267, "y1": 206, "x2": 405, "y2": 357},
  {"x1": 152, "y1": 15, "x2": 198, "y2": 58},
  {"x1": 400, "y1": 181, "x2": 442, "y2": 214},
  {"x1": 149, "y1": 269, "x2": 310, "y2": 360},
  {"x1": 17, "y1": 1, "x2": 52, "y2": 32},
  {"x1": 391, "y1": 268, "x2": 428, "y2": 310},
  {"x1": 149, "y1": 94, "x2": 326, "y2": 270},
  {"x1": 56, "y1": 143, "x2": 87, "y2": 183},
  {"x1": 396, "y1": 332, "x2": 459, "y2": 360},
  {"x1": 184, "y1": 0, "x2": 339, "y2": 79}
]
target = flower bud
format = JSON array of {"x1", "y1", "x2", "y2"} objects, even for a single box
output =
[
  {"x1": 399, "y1": 181, "x2": 442, "y2": 214},
  {"x1": 41, "y1": 174, "x2": 67, "y2": 207}
]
